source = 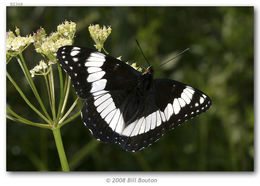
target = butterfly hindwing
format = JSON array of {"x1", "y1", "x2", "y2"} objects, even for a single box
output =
[
  {"x1": 116, "y1": 79, "x2": 211, "y2": 152},
  {"x1": 153, "y1": 79, "x2": 211, "y2": 126},
  {"x1": 81, "y1": 78, "x2": 211, "y2": 152}
]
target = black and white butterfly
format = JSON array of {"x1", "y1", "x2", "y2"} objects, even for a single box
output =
[{"x1": 57, "y1": 46, "x2": 211, "y2": 152}]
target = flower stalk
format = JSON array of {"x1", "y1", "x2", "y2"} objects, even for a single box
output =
[
  {"x1": 7, "y1": 22, "x2": 112, "y2": 171},
  {"x1": 52, "y1": 127, "x2": 70, "y2": 171},
  {"x1": 6, "y1": 21, "x2": 79, "y2": 171}
]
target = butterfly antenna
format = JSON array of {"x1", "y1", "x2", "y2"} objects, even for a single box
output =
[
  {"x1": 159, "y1": 48, "x2": 190, "y2": 67},
  {"x1": 135, "y1": 39, "x2": 151, "y2": 66}
]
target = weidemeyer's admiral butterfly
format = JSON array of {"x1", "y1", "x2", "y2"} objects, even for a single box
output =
[{"x1": 57, "y1": 46, "x2": 211, "y2": 152}]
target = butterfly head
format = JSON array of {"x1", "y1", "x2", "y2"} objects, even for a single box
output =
[
  {"x1": 137, "y1": 66, "x2": 154, "y2": 91},
  {"x1": 144, "y1": 66, "x2": 153, "y2": 75}
]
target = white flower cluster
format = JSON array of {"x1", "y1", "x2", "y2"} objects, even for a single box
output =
[
  {"x1": 6, "y1": 27, "x2": 34, "y2": 57},
  {"x1": 57, "y1": 21, "x2": 76, "y2": 39},
  {"x1": 30, "y1": 60, "x2": 49, "y2": 77},
  {"x1": 34, "y1": 21, "x2": 76, "y2": 60},
  {"x1": 88, "y1": 24, "x2": 112, "y2": 51}
]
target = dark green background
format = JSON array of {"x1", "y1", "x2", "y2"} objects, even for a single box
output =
[{"x1": 7, "y1": 7, "x2": 254, "y2": 171}]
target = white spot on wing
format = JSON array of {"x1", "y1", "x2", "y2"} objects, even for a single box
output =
[
  {"x1": 131, "y1": 117, "x2": 144, "y2": 136},
  {"x1": 164, "y1": 106, "x2": 168, "y2": 121},
  {"x1": 166, "y1": 103, "x2": 173, "y2": 120},
  {"x1": 90, "y1": 52, "x2": 105, "y2": 58},
  {"x1": 87, "y1": 71, "x2": 105, "y2": 82},
  {"x1": 100, "y1": 101, "x2": 116, "y2": 119},
  {"x1": 183, "y1": 88, "x2": 193, "y2": 99},
  {"x1": 96, "y1": 98, "x2": 112, "y2": 113},
  {"x1": 195, "y1": 103, "x2": 199, "y2": 107},
  {"x1": 87, "y1": 67, "x2": 102, "y2": 73},
  {"x1": 105, "y1": 109, "x2": 117, "y2": 124},
  {"x1": 90, "y1": 79, "x2": 107, "y2": 93},
  {"x1": 139, "y1": 118, "x2": 146, "y2": 134},
  {"x1": 160, "y1": 111, "x2": 166, "y2": 122},
  {"x1": 173, "y1": 98, "x2": 181, "y2": 114},
  {"x1": 73, "y1": 58, "x2": 79, "y2": 62},
  {"x1": 181, "y1": 92, "x2": 191, "y2": 104},
  {"x1": 122, "y1": 120, "x2": 138, "y2": 136},
  {"x1": 145, "y1": 114, "x2": 152, "y2": 132},
  {"x1": 115, "y1": 113, "x2": 125, "y2": 134},
  {"x1": 72, "y1": 47, "x2": 80, "y2": 50},
  {"x1": 92, "y1": 90, "x2": 108, "y2": 96},
  {"x1": 109, "y1": 109, "x2": 120, "y2": 131},
  {"x1": 85, "y1": 62, "x2": 103, "y2": 67},
  {"x1": 87, "y1": 56, "x2": 105, "y2": 63},
  {"x1": 200, "y1": 97, "x2": 205, "y2": 104},
  {"x1": 151, "y1": 112, "x2": 157, "y2": 130},
  {"x1": 156, "y1": 111, "x2": 162, "y2": 127},
  {"x1": 178, "y1": 98, "x2": 186, "y2": 107},
  {"x1": 186, "y1": 86, "x2": 195, "y2": 94},
  {"x1": 94, "y1": 93, "x2": 110, "y2": 107},
  {"x1": 70, "y1": 50, "x2": 80, "y2": 56}
]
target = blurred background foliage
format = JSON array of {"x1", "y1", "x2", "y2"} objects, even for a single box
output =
[{"x1": 6, "y1": 7, "x2": 254, "y2": 171}]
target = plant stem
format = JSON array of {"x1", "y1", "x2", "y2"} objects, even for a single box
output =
[
  {"x1": 44, "y1": 75, "x2": 52, "y2": 114},
  {"x1": 17, "y1": 54, "x2": 52, "y2": 121},
  {"x1": 7, "y1": 105, "x2": 51, "y2": 128},
  {"x1": 59, "y1": 98, "x2": 79, "y2": 124},
  {"x1": 48, "y1": 66, "x2": 56, "y2": 121},
  {"x1": 7, "y1": 115, "x2": 51, "y2": 129},
  {"x1": 56, "y1": 64, "x2": 65, "y2": 122},
  {"x1": 7, "y1": 72, "x2": 50, "y2": 123},
  {"x1": 52, "y1": 127, "x2": 70, "y2": 171},
  {"x1": 61, "y1": 77, "x2": 71, "y2": 115},
  {"x1": 59, "y1": 110, "x2": 81, "y2": 128}
]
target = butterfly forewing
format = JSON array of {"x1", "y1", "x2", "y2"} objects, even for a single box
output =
[
  {"x1": 57, "y1": 46, "x2": 140, "y2": 99},
  {"x1": 57, "y1": 45, "x2": 211, "y2": 152}
]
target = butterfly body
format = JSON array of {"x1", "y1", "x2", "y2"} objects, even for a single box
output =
[{"x1": 57, "y1": 46, "x2": 211, "y2": 152}]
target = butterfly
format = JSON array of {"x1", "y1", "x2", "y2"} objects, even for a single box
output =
[{"x1": 56, "y1": 46, "x2": 211, "y2": 152}]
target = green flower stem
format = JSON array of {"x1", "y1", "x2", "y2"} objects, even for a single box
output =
[
  {"x1": 61, "y1": 77, "x2": 71, "y2": 115},
  {"x1": 56, "y1": 64, "x2": 65, "y2": 122},
  {"x1": 52, "y1": 127, "x2": 70, "y2": 171},
  {"x1": 48, "y1": 66, "x2": 56, "y2": 121},
  {"x1": 44, "y1": 75, "x2": 52, "y2": 113},
  {"x1": 17, "y1": 54, "x2": 52, "y2": 121},
  {"x1": 7, "y1": 115, "x2": 51, "y2": 129},
  {"x1": 7, "y1": 56, "x2": 12, "y2": 64},
  {"x1": 59, "y1": 98, "x2": 79, "y2": 124},
  {"x1": 69, "y1": 140, "x2": 99, "y2": 170},
  {"x1": 7, "y1": 106, "x2": 50, "y2": 129},
  {"x1": 7, "y1": 72, "x2": 50, "y2": 123},
  {"x1": 59, "y1": 110, "x2": 81, "y2": 128},
  {"x1": 102, "y1": 47, "x2": 109, "y2": 55}
]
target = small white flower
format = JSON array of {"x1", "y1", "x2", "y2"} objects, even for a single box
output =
[
  {"x1": 6, "y1": 29, "x2": 34, "y2": 57},
  {"x1": 30, "y1": 60, "x2": 49, "y2": 78},
  {"x1": 88, "y1": 24, "x2": 112, "y2": 51},
  {"x1": 48, "y1": 61, "x2": 56, "y2": 65},
  {"x1": 33, "y1": 21, "x2": 76, "y2": 59}
]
